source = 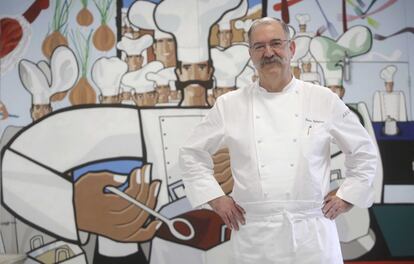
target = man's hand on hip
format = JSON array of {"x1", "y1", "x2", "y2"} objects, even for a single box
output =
[
  {"x1": 323, "y1": 189, "x2": 353, "y2": 220},
  {"x1": 208, "y1": 195, "x2": 246, "y2": 230}
]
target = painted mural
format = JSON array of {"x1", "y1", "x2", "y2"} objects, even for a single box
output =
[{"x1": 0, "y1": 0, "x2": 413, "y2": 263}]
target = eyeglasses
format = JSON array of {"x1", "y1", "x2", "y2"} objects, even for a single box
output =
[{"x1": 250, "y1": 39, "x2": 290, "y2": 52}]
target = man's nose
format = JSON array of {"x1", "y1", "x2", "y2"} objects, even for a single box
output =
[{"x1": 263, "y1": 45, "x2": 274, "y2": 57}]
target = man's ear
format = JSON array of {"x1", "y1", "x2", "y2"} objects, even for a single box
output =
[{"x1": 289, "y1": 40, "x2": 296, "y2": 57}]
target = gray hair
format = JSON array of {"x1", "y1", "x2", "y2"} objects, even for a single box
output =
[{"x1": 248, "y1": 17, "x2": 291, "y2": 45}]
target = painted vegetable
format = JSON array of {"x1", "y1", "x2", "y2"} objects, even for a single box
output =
[
  {"x1": 69, "y1": 29, "x2": 96, "y2": 105},
  {"x1": 77, "y1": 0, "x2": 93, "y2": 26},
  {"x1": 42, "y1": 0, "x2": 71, "y2": 59},
  {"x1": 92, "y1": 0, "x2": 115, "y2": 51}
]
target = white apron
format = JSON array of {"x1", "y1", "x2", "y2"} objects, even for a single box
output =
[{"x1": 231, "y1": 201, "x2": 343, "y2": 264}]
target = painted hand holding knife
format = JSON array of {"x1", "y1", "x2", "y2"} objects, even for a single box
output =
[{"x1": 105, "y1": 186, "x2": 195, "y2": 241}]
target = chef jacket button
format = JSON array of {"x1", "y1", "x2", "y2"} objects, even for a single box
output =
[
  {"x1": 258, "y1": 139, "x2": 262, "y2": 144},
  {"x1": 261, "y1": 164, "x2": 265, "y2": 168},
  {"x1": 264, "y1": 192, "x2": 268, "y2": 198},
  {"x1": 256, "y1": 115, "x2": 260, "y2": 119},
  {"x1": 294, "y1": 113, "x2": 299, "y2": 117},
  {"x1": 290, "y1": 163, "x2": 294, "y2": 167},
  {"x1": 293, "y1": 138, "x2": 297, "y2": 143}
]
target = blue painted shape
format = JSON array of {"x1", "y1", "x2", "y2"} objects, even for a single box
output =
[
  {"x1": 372, "y1": 205, "x2": 414, "y2": 257},
  {"x1": 373, "y1": 121, "x2": 414, "y2": 141},
  {"x1": 73, "y1": 159, "x2": 143, "y2": 191}
]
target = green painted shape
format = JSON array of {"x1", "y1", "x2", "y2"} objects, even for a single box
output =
[{"x1": 372, "y1": 205, "x2": 414, "y2": 257}]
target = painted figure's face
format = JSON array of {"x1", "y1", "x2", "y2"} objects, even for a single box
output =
[
  {"x1": 126, "y1": 55, "x2": 144, "y2": 71},
  {"x1": 154, "y1": 38, "x2": 176, "y2": 67},
  {"x1": 217, "y1": 30, "x2": 233, "y2": 48},
  {"x1": 134, "y1": 91, "x2": 158, "y2": 106}
]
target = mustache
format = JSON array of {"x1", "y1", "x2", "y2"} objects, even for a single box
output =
[{"x1": 260, "y1": 56, "x2": 284, "y2": 67}]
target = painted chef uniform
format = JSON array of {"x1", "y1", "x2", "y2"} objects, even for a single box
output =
[
  {"x1": 216, "y1": 0, "x2": 248, "y2": 48},
  {"x1": 128, "y1": 0, "x2": 177, "y2": 68},
  {"x1": 211, "y1": 44, "x2": 250, "y2": 101},
  {"x1": 180, "y1": 77, "x2": 377, "y2": 264},
  {"x1": 19, "y1": 46, "x2": 78, "y2": 121},
  {"x1": 373, "y1": 65, "x2": 407, "y2": 122},
  {"x1": 154, "y1": 0, "x2": 241, "y2": 106},
  {"x1": 117, "y1": 34, "x2": 153, "y2": 72},
  {"x1": 1, "y1": 104, "x2": 153, "y2": 263},
  {"x1": 146, "y1": 67, "x2": 177, "y2": 105}
]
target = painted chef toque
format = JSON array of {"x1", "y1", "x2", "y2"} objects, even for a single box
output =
[
  {"x1": 310, "y1": 25, "x2": 372, "y2": 86},
  {"x1": 122, "y1": 61, "x2": 164, "y2": 93},
  {"x1": 154, "y1": 0, "x2": 241, "y2": 63},
  {"x1": 217, "y1": 0, "x2": 248, "y2": 31},
  {"x1": 91, "y1": 57, "x2": 128, "y2": 96},
  {"x1": 117, "y1": 34, "x2": 153, "y2": 56},
  {"x1": 146, "y1": 67, "x2": 177, "y2": 87},
  {"x1": 128, "y1": 0, "x2": 172, "y2": 40},
  {"x1": 19, "y1": 46, "x2": 79, "y2": 105},
  {"x1": 380, "y1": 65, "x2": 397, "y2": 83},
  {"x1": 211, "y1": 44, "x2": 250, "y2": 87},
  {"x1": 295, "y1": 13, "x2": 310, "y2": 32}
]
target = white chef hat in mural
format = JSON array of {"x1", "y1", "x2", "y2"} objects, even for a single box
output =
[
  {"x1": 146, "y1": 67, "x2": 177, "y2": 87},
  {"x1": 217, "y1": 0, "x2": 248, "y2": 31},
  {"x1": 291, "y1": 36, "x2": 311, "y2": 67},
  {"x1": 380, "y1": 65, "x2": 397, "y2": 82},
  {"x1": 19, "y1": 46, "x2": 79, "y2": 104},
  {"x1": 122, "y1": 61, "x2": 164, "y2": 93},
  {"x1": 128, "y1": 0, "x2": 172, "y2": 40},
  {"x1": 154, "y1": 0, "x2": 241, "y2": 63},
  {"x1": 310, "y1": 26, "x2": 372, "y2": 86},
  {"x1": 117, "y1": 34, "x2": 153, "y2": 56},
  {"x1": 295, "y1": 13, "x2": 310, "y2": 26},
  {"x1": 91, "y1": 57, "x2": 128, "y2": 96},
  {"x1": 211, "y1": 44, "x2": 250, "y2": 87}
]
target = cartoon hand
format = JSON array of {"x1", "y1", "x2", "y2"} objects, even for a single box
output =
[
  {"x1": 212, "y1": 148, "x2": 234, "y2": 194},
  {"x1": 75, "y1": 164, "x2": 161, "y2": 242}
]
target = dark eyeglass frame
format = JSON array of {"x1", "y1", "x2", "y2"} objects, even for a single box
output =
[{"x1": 250, "y1": 39, "x2": 290, "y2": 52}]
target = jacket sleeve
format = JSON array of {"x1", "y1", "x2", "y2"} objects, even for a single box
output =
[
  {"x1": 328, "y1": 94, "x2": 378, "y2": 208},
  {"x1": 179, "y1": 97, "x2": 227, "y2": 208}
]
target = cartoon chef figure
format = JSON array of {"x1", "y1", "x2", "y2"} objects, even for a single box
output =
[
  {"x1": 210, "y1": 44, "x2": 250, "y2": 103},
  {"x1": 146, "y1": 67, "x2": 177, "y2": 104},
  {"x1": 18, "y1": 46, "x2": 78, "y2": 121},
  {"x1": 216, "y1": 0, "x2": 247, "y2": 48},
  {"x1": 121, "y1": 61, "x2": 164, "y2": 107},
  {"x1": 117, "y1": 34, "x2": 153, "y2": 72},
  {"x1": 154, "y1": 0, "x2": 242, "y2": 107},
  {"x1": 129, "y1": 0, "x2": 177, "y2": 68},
  {"x1": 310, "y1": 26, "x2": 384, "y2": 260},
  {"x1": 234, "y1": 18, "x2": 254, "y2": 43},
  {"x1": 372, "y1": 65, "x2": 407, "y2": 122},
  {"x1": 91, "y1": 57, "x2": 128, "y2": 104}
]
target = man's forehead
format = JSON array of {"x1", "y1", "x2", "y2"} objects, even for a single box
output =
[{"x1": 250, "y1": 22, "x2": 286, "y2": 41}]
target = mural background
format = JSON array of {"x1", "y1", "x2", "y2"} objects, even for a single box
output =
[{"x1": 1, "y1": 0, "x2": 413, "y2": 263}]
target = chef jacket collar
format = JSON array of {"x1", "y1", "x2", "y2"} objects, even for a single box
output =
[{"x1": 255, "y1": 75, "x2": 297, "y2": 95}]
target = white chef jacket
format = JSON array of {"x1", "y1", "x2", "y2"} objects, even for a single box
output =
[{"x1": 179, "y1": 77, "x2": 377, "y2": 263}]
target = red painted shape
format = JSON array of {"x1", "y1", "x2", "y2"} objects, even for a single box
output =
[
  {"x1": 273, "y1": 0, "x2": 303, "y2": 11},
  {"x1": 0, "y1": 18, "x2": 23, "y2": 59}
]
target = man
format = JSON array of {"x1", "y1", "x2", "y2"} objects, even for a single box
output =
[{"x1": 179, "y1": 17, "x2": 377, "y2": 263}]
